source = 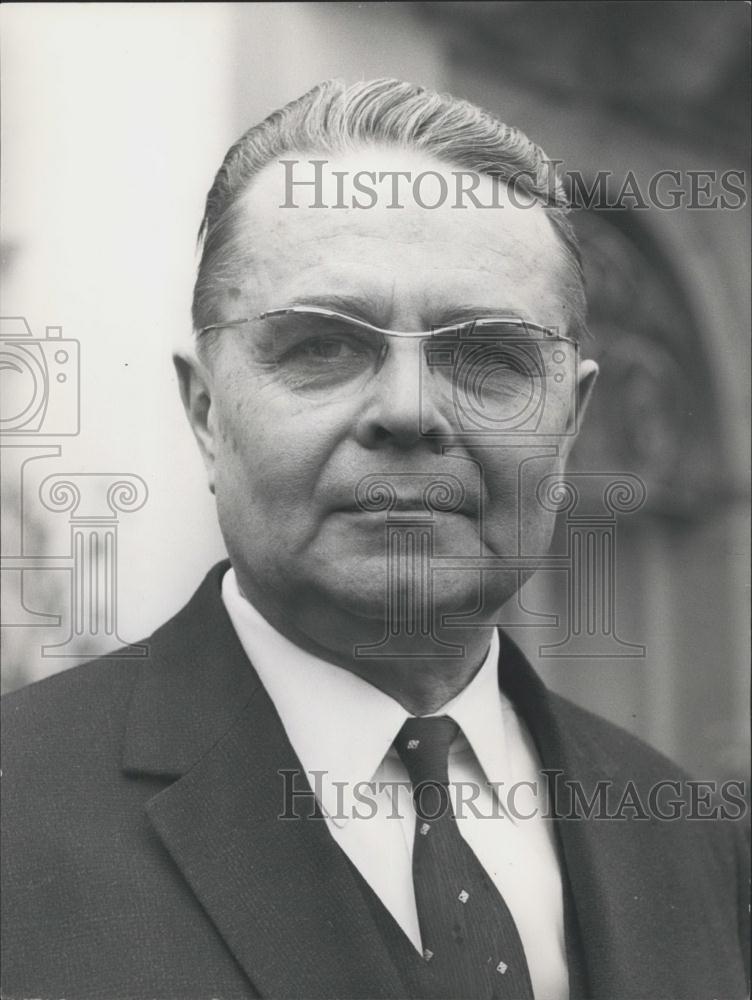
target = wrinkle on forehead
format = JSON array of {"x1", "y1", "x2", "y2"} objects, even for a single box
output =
[
  {"x1": 247, "y1": 196, "x2": 556, "y2": 257},
  {"x1": 221, "y1": 150, "x2": 567, "y2": 327}
]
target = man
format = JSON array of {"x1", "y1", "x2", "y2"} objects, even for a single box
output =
[{"x1": 1, "y1": 79, "x2": 748, "y2": 999}]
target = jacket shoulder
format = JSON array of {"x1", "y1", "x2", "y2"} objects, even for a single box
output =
[
  {"x1": 1, "y1": 562, "x2": 230, "y2": 758},
  {"x1": 544, "y1": 687, "x2": 749, "y2": 875},
  {"x1": 1, "y1": 652, "x2": 147, "y2": 777},
  {"x1": 546, "y1": 688, "x2": 692, "y2": 780}
]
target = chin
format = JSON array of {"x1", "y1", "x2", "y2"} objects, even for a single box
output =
[
  {"x1": 311, "y1": 555, "x2": 394, "y2": 620},
  {"x1": 312, "y1": 552, "x2": 486, "y2": 625}
]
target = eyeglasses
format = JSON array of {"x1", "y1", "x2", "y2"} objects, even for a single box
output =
[{"x1": 198, "y1": 306, "x2": 578, "y2": 422}]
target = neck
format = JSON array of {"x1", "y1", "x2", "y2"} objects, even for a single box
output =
[
  {"x1": 233, "y1": 570, "x2": 495, "y2": 715},
  {"x1": 323, "y1": 631, "x2": 494, "y2": 715}
]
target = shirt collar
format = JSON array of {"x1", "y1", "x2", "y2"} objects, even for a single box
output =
[
  {"x1": 221, "y1": 567, "x2": 507, "y2": 827},
  {"x1": 437, "y1": 626, "x2": 509, "y2": 786}
]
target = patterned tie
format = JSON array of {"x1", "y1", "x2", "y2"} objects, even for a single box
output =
[{"x1": 394, "y1": 716, "x2": 535, "y2": 1000}]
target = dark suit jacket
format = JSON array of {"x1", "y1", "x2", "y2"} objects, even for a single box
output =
[{"x1": 2, "y1": 562, "x2": 748, "y2": 999}]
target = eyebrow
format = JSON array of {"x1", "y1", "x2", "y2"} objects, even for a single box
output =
[
  {"x1": 282, "y1": 293, "x2": 390, "y2": 325},
  {"x1": 277, "y1": 294, "x2": 535, "y2": 328},
  {"x1": 431, "y1": 305, "x2": 536, "y2": 326}
]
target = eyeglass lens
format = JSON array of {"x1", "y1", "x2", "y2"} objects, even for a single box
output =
[{"x1": 257, "y1": 313, "x2": 575, "y2": 423}]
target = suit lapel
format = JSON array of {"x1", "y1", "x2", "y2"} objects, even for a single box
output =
[
  {"x1": 497, "y1": 631, "x2": 732, "y2": 1000},
  {"x1": 496, "y1": 635, "x2": 613, "y2": 995},
  {"x1": 123, "y1": 563, "x2": 406, "y2": 999}
]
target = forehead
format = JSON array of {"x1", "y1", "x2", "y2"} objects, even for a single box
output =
[{"x1": 228, "y1": 147, "x2": 569, "y2": 328}]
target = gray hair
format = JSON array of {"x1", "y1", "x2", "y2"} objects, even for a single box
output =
[{"x1": 192, "y1": 78, "x2": 587, "y2": 347}]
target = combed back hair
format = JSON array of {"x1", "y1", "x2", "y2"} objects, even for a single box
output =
[{"x1": 192, "y1": 78, "x2": 587, "y2": 350}]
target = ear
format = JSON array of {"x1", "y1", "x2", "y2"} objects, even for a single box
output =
[
  {"x1": 173, "y1": 351, "x2": 218, "y2": 494},
  {"x1": 560, "y1": 358, "x2": 599, "y2": 459}
]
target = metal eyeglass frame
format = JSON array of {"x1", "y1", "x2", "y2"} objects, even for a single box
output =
[{"x1": 198, "y1": 305, "x2": 579, "y2": 349}]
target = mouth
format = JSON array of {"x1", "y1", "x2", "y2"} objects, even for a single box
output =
[
  {"x1": 330, "y1": 473, "x2": 480, "y2": 519},
  {"x1": 336, "y1": 498, "x2": 469, "y2": 514},
  {"x1": 334, "y1": 498, "x2": 469, "y2": 520}
]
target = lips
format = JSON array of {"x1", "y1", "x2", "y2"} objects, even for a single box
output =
[
  {"x1": 337, "y1": 497, "x2": 453, "y2": 512},
  {"x1": 332, "y1": 472, "x2": 480, "y2": 517}
]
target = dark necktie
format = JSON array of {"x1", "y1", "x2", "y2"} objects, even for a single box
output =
[{"x1": 394, "y1": 715, "x2": 535, "y2": 1000}]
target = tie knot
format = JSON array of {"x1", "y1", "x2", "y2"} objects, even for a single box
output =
[{"x1": 394, "y1": 715, "x2": 460, "y2": 788}]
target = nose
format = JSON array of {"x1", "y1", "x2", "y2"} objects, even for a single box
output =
[{"x1": 353, "y1": 337, "x2": 455, "y2": 449}]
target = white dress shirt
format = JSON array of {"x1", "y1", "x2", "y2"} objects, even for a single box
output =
[{"x1": 222, "y1": 567, "x2": 569, "y2": 1000}]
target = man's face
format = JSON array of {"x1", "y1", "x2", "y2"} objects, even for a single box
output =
[{"x1": 181, "y1": 148, "x2": 595, "y2": 631}]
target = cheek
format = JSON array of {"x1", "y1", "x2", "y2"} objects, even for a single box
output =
[
  {"x1": 475, "y1": 448, "x2": 563, "y2": 544},
  {"x1": 212, "y1": 388, "x2": 347, "y2": 514}
]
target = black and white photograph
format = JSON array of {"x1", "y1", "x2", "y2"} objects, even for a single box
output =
[{"x1": 1, "y1": 3, "x2": 750, "y2": 998}]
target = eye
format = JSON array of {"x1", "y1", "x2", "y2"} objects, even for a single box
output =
[{"x1": 296, "y1": 336, "x2": 366, "y2": 362}]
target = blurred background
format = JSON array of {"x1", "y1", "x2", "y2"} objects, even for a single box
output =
[{"x1": 1, "y1": 2, "x2": 749, "y2": 783}]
